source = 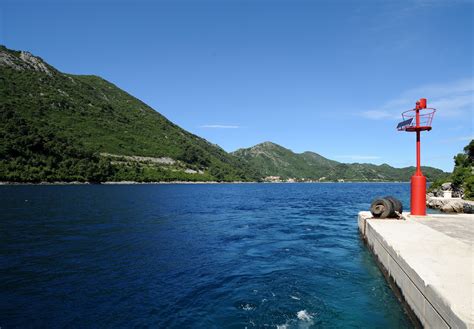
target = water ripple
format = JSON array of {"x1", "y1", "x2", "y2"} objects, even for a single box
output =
[{"x1": 0, "y1": 183, "x2": 413, "y2": 328}]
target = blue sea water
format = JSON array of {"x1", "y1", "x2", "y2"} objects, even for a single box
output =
[{"x1": 1, "y1": 183, "x2": 414, "y2": 328}]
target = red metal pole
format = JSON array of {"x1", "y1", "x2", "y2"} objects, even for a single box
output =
[
  {"x1": 411, "y1": 101, "x2": 426, "y2": 215},
  {"x1": 416, "y1": 131, "x2": 421, "y2": 174}
]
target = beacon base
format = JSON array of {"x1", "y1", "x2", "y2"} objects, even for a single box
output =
[{"x1": 411, "y1": 174, "x2": 426, "y2": 216}]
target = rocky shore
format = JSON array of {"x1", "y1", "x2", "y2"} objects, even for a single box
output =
[
  {"x1": 428, "y1": 182, "x2": 464, "y2": 198},
  {"x1": 427, "y1": 182, "x2": 473, "y2": 214},
  {"x1": 426, "y1": 196, "x2": 474, "y2": 214}
]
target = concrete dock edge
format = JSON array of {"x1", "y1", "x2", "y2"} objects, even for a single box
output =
[{"x1": 358, "y1": 211, "x2": 474, "y2": 329}]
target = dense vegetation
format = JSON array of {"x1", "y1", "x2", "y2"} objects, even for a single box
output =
[
  {"x1": 0, "y1": 45, "x2": 259, "y2": 183},
  {"x1": 0, "y1": 45, "x2": 447, "y2": 183},
  {"x1": 0, "y1": 107, "x2": 114, "y2": 182},
  {"x1": 429, "y1": 140, "x2": 474, "y2": 199},
  {"x1": 232, "y1": 142, "x2": 448, "y2": 182}
]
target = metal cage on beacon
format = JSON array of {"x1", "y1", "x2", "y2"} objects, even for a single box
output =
[{"x1": 397, "y1": 107, "x2": 436, "y2": 132}]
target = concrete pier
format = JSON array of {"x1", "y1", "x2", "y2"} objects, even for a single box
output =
[{"x1": 358, "y1": 211, "x2": 473, "y2": 328}]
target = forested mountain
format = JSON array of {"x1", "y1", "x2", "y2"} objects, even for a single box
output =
[
  {"x1": 232, "y1": 142, "x2": 447, "y2": 182},
  {"x1": 0, "y1": 45, "x2": 259, "y2": 182},
  {"x1": 0, "y1": 45, "x2": 447, "y2": 183}
]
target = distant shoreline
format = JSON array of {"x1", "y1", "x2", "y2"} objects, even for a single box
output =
[{"x1": 0, "y1": 180, "x2": 414, "y2": 186}]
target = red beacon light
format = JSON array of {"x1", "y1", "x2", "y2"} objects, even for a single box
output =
[{"x1": 397, "y1": 98, "x2": 436, "y2": 216}]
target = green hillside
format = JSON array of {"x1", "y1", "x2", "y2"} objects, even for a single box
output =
[
  {"x1": 0, "y1": 45, "x2": 259, "y2": 182},
  {"x1": 429, "y1": 140, "x2": 474, "y2": 199},
  {"x1": 232, "y1": 142, "x2": 447, "y2": 182},
  {"x1": 0, "y1": 45, "x2": 448, "y2": 183},
  {"x1": 232, "y1": 142, "x2": 338, "y2": 179}
]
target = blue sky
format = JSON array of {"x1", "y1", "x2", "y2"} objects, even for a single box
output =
[{"x1": 1, "y1": 0, "x2": 472, "y2": 171}]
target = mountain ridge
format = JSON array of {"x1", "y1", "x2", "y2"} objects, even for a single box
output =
[
  {"x1": 0, "y1": 45, "x2": 447, "y2": 183},
  {"x1": 232, "y1": 142, "x2": 447, "y2": 182},
  {"x1": 0, "y1": 45, "x2": 259, "y2": 182}
]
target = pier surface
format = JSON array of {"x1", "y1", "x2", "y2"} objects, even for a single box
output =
[{"x1": 358, "y1": 211, "x2": 473, "y2": 328}]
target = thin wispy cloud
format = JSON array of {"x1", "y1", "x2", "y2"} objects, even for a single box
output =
[
  {"x1": 361, "y1": 78, "x2": 473, "y2": 120},
  {"x1": 360, "y1": 110, "x2": 399, "y2": 120},
  {"x1": 440, "y1": 135, "x2": 474, "y2": 143},
  {"x1": 335, "y1": 155, "x2": 381, "y2": 160},
  {"x1": 199, "y1": 124, "x2": 240, "y2": 129}
]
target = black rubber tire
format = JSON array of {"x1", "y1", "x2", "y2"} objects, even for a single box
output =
[
  {"x1": 370, "y1": 199, "x2": 384, "y2": 216},
  {"x1": 370, "y1": 198, "x2": 395, "y2": 218},
  {"x1": 384, "y1": 196, "x2": 403, "y2": 214}
]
